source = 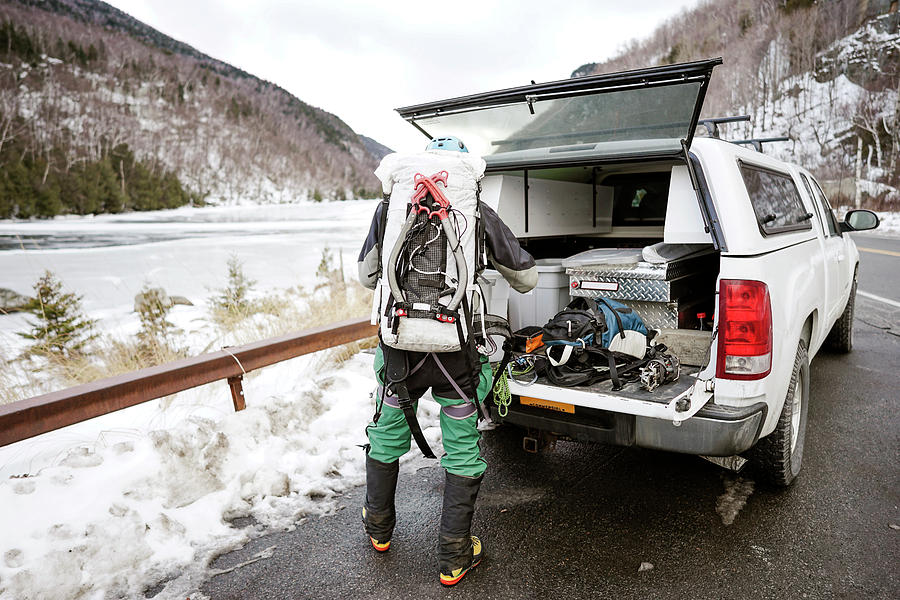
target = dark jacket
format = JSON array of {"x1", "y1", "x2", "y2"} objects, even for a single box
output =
[{"x1": 357, "y1": 202, "x2": 537, "y2": 293}]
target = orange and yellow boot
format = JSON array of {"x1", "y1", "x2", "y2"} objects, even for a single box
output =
[
  {"x1": 362, "y1": 455, "x2": 398, "y2": 552},
  {"x1": 438, "y1": 472, "x2": 484, "y2": 586},
  {"x1": 439, "y1": 535, "x2": 483, "y2": 586}
]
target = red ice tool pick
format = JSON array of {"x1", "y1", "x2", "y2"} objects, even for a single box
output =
[{"x1": 411, "y1": 171, "x2": 451, "y2": 220}]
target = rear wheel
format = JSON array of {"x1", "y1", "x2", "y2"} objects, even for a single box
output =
[
  {"x1": 825, "y1": 271, "x2": 857, "y2": 353},
  {"x1": 748, "y1": 339, "x2": 809, "y2": 487}
]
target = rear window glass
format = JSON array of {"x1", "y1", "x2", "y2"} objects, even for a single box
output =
[
  {"x1": 605, "y1": 172, "x2": 670, "y2": 226},
  {"x1": 405, "y1": 82, "x2": 704, "y2": 157},
  {"x1": 739, "y1": 164, "x2": 811, "y2": 235}
]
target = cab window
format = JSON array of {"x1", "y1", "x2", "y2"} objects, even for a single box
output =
[
  {"x1": 606, "y1": 172, "x2": 670, "y2": 227},
  {"x1": 799, "y1": 173, "x2": 831, "y2": 237},
  {"x1": 810, "y1": 178, "x2": 841, "y2": 237}
]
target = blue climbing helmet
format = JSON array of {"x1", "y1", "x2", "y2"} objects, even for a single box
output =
[{"x1": 426, "y1": 136, "x2": 468, "y2": 153}]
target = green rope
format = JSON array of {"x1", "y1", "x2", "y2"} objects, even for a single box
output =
[{"x1": 491, "y1": 363, "x2": 511, "y2": 418}]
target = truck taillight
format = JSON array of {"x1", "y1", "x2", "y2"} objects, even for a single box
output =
[{"x1": 716, "y1": 279, "x2": 772, "y2": 380}]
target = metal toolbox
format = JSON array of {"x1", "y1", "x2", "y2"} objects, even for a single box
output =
[{"x1": 566, "y1": 251, "x2": 717, "y2": 329}]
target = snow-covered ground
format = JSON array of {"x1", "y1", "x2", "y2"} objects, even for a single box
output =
[
  {"x1": 872, "y1": 210, "x2": 900, "y2": 236},
  {"x1": 0, "y1": 202, "x2": 445, "y2": 599}
]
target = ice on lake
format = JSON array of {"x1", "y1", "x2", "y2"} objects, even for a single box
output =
[{"x1": 0, "y1": 201, "x2": 378, "y2": 353}]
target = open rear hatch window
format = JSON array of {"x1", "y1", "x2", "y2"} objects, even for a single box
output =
[{"x1": 396, "y1": 59, "x2": 721, "y2": 164}]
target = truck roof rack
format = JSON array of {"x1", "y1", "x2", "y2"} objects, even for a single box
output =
[
  {"x1": 697, "y1": 115, "x2": 750, "y2": 138},
  {"x1": 731, "y1": 136, "x2": 791, "y2": 153}
]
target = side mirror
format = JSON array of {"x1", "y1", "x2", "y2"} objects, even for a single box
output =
[{"x1": 840, "y1": 209, "x2": 879, "y2": 232}]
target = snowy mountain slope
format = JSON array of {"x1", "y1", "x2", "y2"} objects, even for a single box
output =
[
  {"x1": 0, "y1": 0, "x2": 388, "y2": 206},
  {"x1": 575, "y1": 0, "x2": 900, "y2": 207}
]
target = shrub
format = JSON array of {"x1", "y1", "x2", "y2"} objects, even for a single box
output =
[
  {"x1": 209, "y1": 255, "x2": 258, "y2": 326},
  {"x1": 315, "y1": 247, "x2": 345, "y2": 293},
  {"x1": 17, "y1": 270, "x2": 97, "y2": 358},
  {"x1": 135, "y1": 285, "x2": 180, "y2": 360}
]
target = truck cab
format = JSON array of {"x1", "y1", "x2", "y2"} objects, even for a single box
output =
[{"x1": 394, "y1": 59, "x2": 879, "y2": 485}]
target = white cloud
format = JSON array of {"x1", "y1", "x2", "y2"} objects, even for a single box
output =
[{"x1": 105, "y1": 0, "x2": 700, "y2": 152}]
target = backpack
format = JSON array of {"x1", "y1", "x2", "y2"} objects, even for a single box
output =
[
  {"x1": 373, "y1": 151, "x2": 487, "y2": 353},
  {"x1": 541, "y1": 299, "x2": 608, "y2": 367},
  {"x1": 542, "y1": 297, "x2": 651, "y2": 389},
  {"x1": 595, "y1": 296, "x2": 650, "y2": 356}
]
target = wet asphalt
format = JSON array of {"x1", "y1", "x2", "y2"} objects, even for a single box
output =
[{"x1": 198, "y1": 234, "x2": 899, "y2": 600}]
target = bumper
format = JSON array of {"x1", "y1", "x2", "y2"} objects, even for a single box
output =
[{"x1": 493, "y1": 400, "x2": 767, "y2": 457}]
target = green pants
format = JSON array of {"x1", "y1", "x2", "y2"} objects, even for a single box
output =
[{"x1": 367, "y1": 346, "x2": 492, "y2": 478}]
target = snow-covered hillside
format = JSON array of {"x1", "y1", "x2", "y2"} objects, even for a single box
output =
[
  {"x1": 0, "y1": 0, "x2": 384, "y2": 210},
  {"x1": 731, "y1": 16, "x2": 900, "y2": 204},
  {"x1": 577, "y1": 0, "x2": 900, "y2": 208}
]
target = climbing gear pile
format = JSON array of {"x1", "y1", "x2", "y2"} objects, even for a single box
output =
[
  {"x1": 539, "y1": 297, "x2": 650, "y2": 390},
  {"x1": 639, "y1": 352, "x2": 681, "y2": 391}
]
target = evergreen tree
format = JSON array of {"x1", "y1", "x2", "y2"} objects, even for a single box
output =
[
  {"x1": 97, "y1": 157, "x2": 125, "y2": 213},
  {"x1": 78, "y1": 161, "x2": 106, "y2": 214},
  {"x1": 0, "y1": 175, "x2": 13, "y2": 219},
  {"x1": 128, "y1": 162, "x2": 159, "y2": 210},
  {"x1": 210, "y1": 255, "x2": 256, "y2": 314},
  {"x1": 160, "y1": 171, "x2": 186, "y2": 208},
  {"x1": 6, "y1": 161, "x2": 33, "y2": 218},
  {"x1": 28, "y1": 158, "x2": 63, "y2": 218},
  {"x1": 18, "y1": 270, "x2": 97, "y2": 358},
  {"x1": 56, "y1": 168, "x2": 81, "y2": 216},
  {"x1": 35, "y1": 177, "x2": 62, "y2": 217}
]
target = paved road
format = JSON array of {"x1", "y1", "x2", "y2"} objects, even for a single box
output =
[{"x1": 200, "y1": 236, "x2": 900, "y2": 600}]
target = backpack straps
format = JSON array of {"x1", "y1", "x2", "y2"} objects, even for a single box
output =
[
  {"x1": 372, "y1": 192, "x2": 391, "y2": 280},
  {"x1": 455, "y1": 294, "x2": 486, "y2": 422},
  {"x1": 382, "y1": 345, "x2": 436, "y2": 459},
  {"x1": 474, "y1": 185, "x2": 486, "y2": 276}
]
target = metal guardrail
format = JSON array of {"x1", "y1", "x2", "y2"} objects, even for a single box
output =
[{"x1": 0, "y1": 317, "x2": 377, "y2": 448}]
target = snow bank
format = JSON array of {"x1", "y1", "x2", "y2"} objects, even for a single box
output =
[
  {"x1": 874, "y1": 211, "x2": 900, "y2": 236},
  {"x1": 0, "y1": 201, "x2": 433, "y2": 598},
  {"x1": 0, "y1": 352, "x2": 441, "y2": 599}
]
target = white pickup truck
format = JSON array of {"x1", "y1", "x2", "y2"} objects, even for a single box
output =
[{"x1": 394, "y1": 58, "x2": 880, "y2": 486}]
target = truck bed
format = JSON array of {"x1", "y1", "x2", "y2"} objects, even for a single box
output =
[
  {"x1": 506, "y1": 364, "x2": 710, "y2": 422},
  {"x1": 527, "y1": 365, "x2": 701, "y2": 404}
]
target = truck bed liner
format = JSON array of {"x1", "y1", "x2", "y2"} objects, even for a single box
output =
[
  {"x1": 524, "y1": 365, "x2": 701, "y2": 405},
  {"x1": 507, "y1": 364, "x2": 711, "y2": 422}
]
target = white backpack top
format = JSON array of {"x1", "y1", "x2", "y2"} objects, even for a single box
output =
[{"x1": 372, "y1": 150, "x2": 486, "y2": 352}]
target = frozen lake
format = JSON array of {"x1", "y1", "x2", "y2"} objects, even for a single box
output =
[{"x1": 0, "y1": 201, "x2": 378, "y2": 355}]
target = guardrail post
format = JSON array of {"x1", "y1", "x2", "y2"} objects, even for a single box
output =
[{"x1": 227, "y1": 375, "x2": 246, "y2": 411}]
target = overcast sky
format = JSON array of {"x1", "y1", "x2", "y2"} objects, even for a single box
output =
[{"x1": 105, "y1": 0, "x2": 700, "y2": 152}]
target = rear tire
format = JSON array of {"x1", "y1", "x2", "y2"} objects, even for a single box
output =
[
  {"x1": 825, "y1": 272, "x2": 856, "y2": 353},
  {"x1": 748, "y1": 340, "x2": 809, "y2": 487}
]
